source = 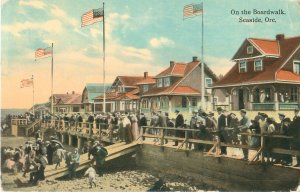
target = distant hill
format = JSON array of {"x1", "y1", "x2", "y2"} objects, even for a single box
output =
[{"x1": 1, "y1": 108, "x2": 28, "y2": 120}]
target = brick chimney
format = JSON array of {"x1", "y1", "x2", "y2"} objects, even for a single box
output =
[
  {"x1": 170, "y1": 61, "x2": 175, "y2": 67},
  {"x1": 72, "y1": 91, "x2": 75, "y2": 94},
  {"x1": 192, "y1": 56, "x2": 198, "y2": 62},
  {"x1": 144, "y1": 72, "x2": 148, "y2": 78},
  {"x1": 276, "y1": 34, "x2": 284, "y2": 41},
  {"x1": 66, "y1": 92, "x2": 69, "y2": 95}
]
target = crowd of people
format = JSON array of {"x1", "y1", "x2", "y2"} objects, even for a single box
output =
[
  {"x1": 41, "y1": 107, "x2": 300, "y2": 167},
  {"x1": 1, "y1": 136, "x2": 108, "y2": 187}
]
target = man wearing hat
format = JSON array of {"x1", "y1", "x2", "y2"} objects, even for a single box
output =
[
  {"x1": 217, "y1": 108, "x2": 230, "y2": 155},
  {"x1": 68, "y1": 148, "x2": 80, "y2": 180},
  {"x1": 238, "y1": 109, "x2": 251, "y2": 160},
  {"x1": 173, "y1": 110, "x2": 184, "y2": 146},
  {"x1": 290, "y1": 108, "x2": 300, "y2": 167},
  {"x1": 120, "y1": 114, "x2": 133, "y2": 144}
]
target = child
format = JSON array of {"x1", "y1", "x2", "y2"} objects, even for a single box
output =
[{"x1": 84, "y1": 164, "x2": 96, "y2": 188}]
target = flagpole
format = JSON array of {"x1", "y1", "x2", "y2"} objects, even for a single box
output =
[
  {"x1": 102, "y1": 2, "x2": 106, "y2": 113},
  {"x1": 201, "y1": 2, "x2": 205, "y2": 111},
  {"x1": 51, "y1": 43, "x2": 54, "y2": 114},
  {"x1": 32, "y1": 74, "x2": 35, "y2": 115}
]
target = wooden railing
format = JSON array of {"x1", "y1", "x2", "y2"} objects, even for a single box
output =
[
  {"x1": 41, "y1": 120, "x2": 120, "y2": 140},
  {"x1": 11, "y1": 118, "x2": 28, "y2": 126},
  {"x1": 26, "y1": 119, "x2": 42, "y2": 136},
  {"x1": 140, "y1": 126, "x2": 300, "y2": 164}
]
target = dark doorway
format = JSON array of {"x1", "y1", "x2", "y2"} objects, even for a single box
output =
[{"x1": 238, "y1": 89, "x2": 245, "y2": 110}]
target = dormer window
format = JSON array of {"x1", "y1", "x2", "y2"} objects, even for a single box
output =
[
  {"x1": 247, "y1": 46, "x2": 253, "y2": 54},
  {"x1": 163, "y1": 77, "x2": 170, "y2": 87},
  {"x1": 239, "y1": 61, "x2": 247, "y2": 73},
  {"x1": 157, "y1": 78, "x2": 163, "y2": 87},
  {"x1": 143, "y1": 84, "x2": 149, "y2": 92},
  {"x1": 294, "y1": 60, "x2": 300, "y2": 75},
  {"x1": 205, "y1": 78, "x2": 212, "y2": 88},
  {"x1": 254, "y1": 59, "x2": 263, "y2": 71}
]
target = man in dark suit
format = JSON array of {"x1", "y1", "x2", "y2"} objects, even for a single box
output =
[
  {"x1": 217, "y1": 107, "x2": 230, "y2": 155},
  {"x1": 173, "y1": 110, "x2": 184, "y2": 146},
  {"x1": 290, "y1": 109, "x2": 300, "y2": 167},
  {"x1": 157, "y1": 110, "x2": 168, "y2": 144}
]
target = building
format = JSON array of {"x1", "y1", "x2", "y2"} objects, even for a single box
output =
[
  {"x1": 94, "y1": 75, "x2": 151, "y2": 112},
  {"x1": 213, "y1": 34, "x2": 300, "y2": 111},
  {"x1": 50, "y1": 91, "x2": 82, "y2": 113},
  {"x1": 81, "y1": 83, "x2": 110, "y2": 112},
  {"x1": 140, "y1": 56, "x2": 222, "y2": 114}
]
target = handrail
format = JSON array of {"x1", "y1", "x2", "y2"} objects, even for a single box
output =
[{"x1": 140, "y1": 126, "x2": 300, "y2": 163}]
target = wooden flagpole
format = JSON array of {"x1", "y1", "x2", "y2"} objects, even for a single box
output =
[
  {"x1": 201, "y1": 2, "x2": 205, "y2": 111},
  {"x1": 32, "y1": 74, "x2": 35, "y2": 115},
  {"x1": 102, "y1": 2, "x2": 106, "y2": 113},
  {"x1": 51, "y1": 43, "x2": 54, "y2": 114}
]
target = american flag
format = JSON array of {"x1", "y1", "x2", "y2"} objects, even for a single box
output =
[
  {"x1": 183, "y1": 3, "x2": 203, "y2": 18},
  {"x1": 81, "y1": 8, "x2": 104, "y2": 27},
  {"x1": 20, "y1": 78, "x2": 33, "y2": 88},
  {"x1": 35, "y1": 47, "x2": 52, "y2": 59}
]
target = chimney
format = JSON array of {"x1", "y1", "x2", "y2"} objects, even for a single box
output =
[
  {"x1": 144, "y1": 72, "x2": 148, "y2": 78},
  {"x1": 170, "y1": 61, "x2": 175, "y2": 67},
  {"x1": 72, "y1": 91, "x2": 75, "y2": 94},
  {"x1": 66, "y1": 92, "x2": 68, "y2": 95},
  {"x1": 192, "y1": 56, "x2": 198, "y2": 62},
  {"x1": 276, "y1": 34, "x2": 284, "y2": 41}
]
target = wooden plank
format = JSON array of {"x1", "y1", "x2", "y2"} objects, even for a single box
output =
[
  {"x1": 44, "y1": 142, "x2": 139, "y2": 180},
  {"x1": 272, "y1": 148, "x2": 300, "y2": 156}
]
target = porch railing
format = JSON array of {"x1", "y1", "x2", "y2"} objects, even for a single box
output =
[
  {"x1": 140, "y1": 126, "x2": 300, "y2": 164},
  {"x1": 252, "y1": 103, "x2": 275, "y2": 111},
  {"x1": 279, "y1": 102, "x2": 300, "y2": 110}
]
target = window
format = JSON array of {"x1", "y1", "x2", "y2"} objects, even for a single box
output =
[
  {"x1": 254, "y1": 59, "x2": 263, "y2": 71},
  {"x1": 294, "y1": 61, "x2": 300, "y2": 75},
  {"x1": 143, "y1": 84, "x2": 149, "y2": 92},
  {"x1": 157, "y1": 78, "x2": 163, "y2": 87},
  {"x1": 191, "y1": 98, "x2": 197, "y2": 107},
  {"x1": 239, "y1": 61, "x2": 247, "y2": 73},
  {"x1": 290, "y1": 87, "x2": 298, "y2": 102},
  {"x1": 247, "y1": 46, "x2": 253, "y2": 54},
  {"x1": 205, "y1": 78, "x2": 212, "y2": 88},
  {"x1": 182, "y1": 96, "x2": 187, "y2": 108},
  {"x1": 163, "y1": 77, "x2": 170, "y2": 87}
]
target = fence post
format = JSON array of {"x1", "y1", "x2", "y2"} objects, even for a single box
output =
[
  {"x1": 160, "y1": 127, "x2": 164, "y2": 146},
  {"x1": 260, "y1": 134, "x2": 265, "y2": 163},
  {"x1": 185, "y1": 129, "x2": 189, "y2": 150}
]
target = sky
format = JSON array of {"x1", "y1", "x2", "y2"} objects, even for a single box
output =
[{"x1": 1, "y1": 0, "x2": 300, "y2": 109}]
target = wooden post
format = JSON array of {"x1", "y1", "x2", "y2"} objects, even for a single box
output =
[
  {"x1": 260, "y1": 134, "x2": 265, "y2": 163},
  {"x1": 185, "y1": 129, "x2": 189, "y2": 150},
  {"x1": 160, "y1": 127, "x2": 164, "y2": 146}
]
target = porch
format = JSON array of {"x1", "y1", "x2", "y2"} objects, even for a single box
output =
[
  {"x1": 140, "y1": 95, "x2": 201, "y2": 114},
  {"x1": 213, "y1": 83, "x2": 300, "y2": 111}
]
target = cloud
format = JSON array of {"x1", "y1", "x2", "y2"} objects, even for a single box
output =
[
  {"x1": 121, "y1": 46, "x2": 153, "y2": 61},
  {"x1": 90, "y1": 28, "x2": 101, "y2": 38},
  {"x1": 2, "y1": 20, "x2": 63, "y2": 37},
  {"x1": 19, "y1": 0, "x2": 47, "y2": 9},
  {"x1": 149, "y1": 37, "x2": 175, "y2": 48},
  {"x1": 205, "y1": 55, "x2": 234, "y2": 76}
]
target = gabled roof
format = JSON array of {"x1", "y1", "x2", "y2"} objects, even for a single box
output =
[
  {"x1": 135, "y1": 76, "x2": 156, "y2": 85},
  {"x1": 214, "y1": 35, "x2": 300, "y2": 87},
  {"x1": 248, "y1": 38, "x2": 279, "y2": 56},
  {"x1": 156, "y1": 63, "x2": 186, "y2": 78},
  {"x1": 94, "y1": 88, "x2": 140, "y2": 101},
  {"x1": 114, "y1": 76, "x2": 145, "y2": 87},
  {"x1": 143, "y1": 60, "x2": 217, "y2": 96},
  {"x1": 52, "y1": 93, "x2": 82, "y2": 105},
  {"x1": 82, "y1": 83, "x2": 111, "y2": 103}
]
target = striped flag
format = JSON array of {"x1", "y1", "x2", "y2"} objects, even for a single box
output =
[
  {"x1": 81, "y1": 8, "x2": 104, "y2": 27},
  {"x1": 183, "y1": 3, "x2": 203, "y2": 18},
  {"x1": 35, "y1": 47, "x2": 52, "y2": 59},
  {"x1": 20, "y1": 78, "x2": 33, "y2": 88}
]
